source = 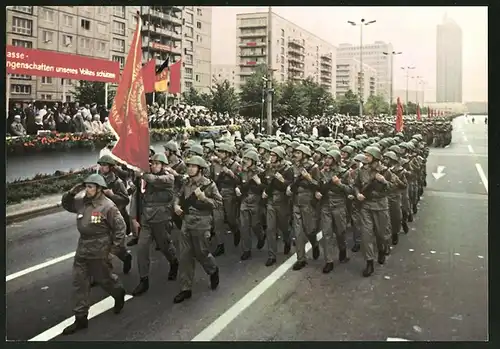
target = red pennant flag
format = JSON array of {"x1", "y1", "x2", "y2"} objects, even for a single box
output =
[
  {"x1": 395, "y1": 97, "x2": 404, "y2": 132},
  {"x1": 108, "y1": 14, "x2": 150, "y2": 172},
  {"x1": 168, "y1": 60, "x2": 182, "y2": 94},
  {"x1": 142, "y1": 59, "x2": 156, "y2": 93},
  {"x1": 416, "y1": 104, "x2": 421, "y2": 121}
]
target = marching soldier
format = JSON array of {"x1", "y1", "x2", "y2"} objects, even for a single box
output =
[
  {"x1": 60, "y1": 174, "x2": 126, "y2": 335},
  {"x1": 130, "y1": 153, "x2": 179, "y2": 296},
  {"x1": 173, "y1": 156, "x2": 222, "y2": 303}
]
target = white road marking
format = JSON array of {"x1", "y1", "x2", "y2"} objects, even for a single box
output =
[
  {"x1": 6, "y1": 252, "x2": 75, "y2": 282},
  {"x1": 468, "y1": 145, "x2": 474, "y2": 153},
  {"x1": 475, "y1": 163, "x2": 488, "y2": 193},
  {"x1": 29, "y1": 295, "x2": 134, "y2": 341},
  {"x1": 191, "y1": 232, "x2": 323, "y2": 341},
  {"x1": 463, "y1": 136, "x2": 468, "y2": 142},
  {"x1": 387, "y1": 337, "x2": 411, "y2": 341}
]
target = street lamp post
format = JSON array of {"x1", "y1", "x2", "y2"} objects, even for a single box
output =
[
  {"x1": 401, "y1": 66, "x2": 415, "y2": 115},
  {"x1": 348, "y1": 18, "x2": 376, "y2": 118},
  {"x1": 382, "y1": 51, "x2": 402, "y2": 118},
  {"x1": 411, "y1": 75, "x2": 423, "y2": 104}
]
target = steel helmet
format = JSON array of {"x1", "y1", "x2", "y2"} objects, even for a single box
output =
[
  {"x1": 188, "y1": 144, "x2": 204, "y2": 156},
  {"x1": 186, "y1": 155, "x2": 209, "y2": 169},
  {"x1": 383, "y1": 150, "x2": 399, "y2": 162},
  {"x1": 388, "y1": 144, "x2": 403, "y2": 155},
  {"x1": 341, "y1": 145, "x2": 354, "y2": 155},
  {"x1": 294, "y1": 144, "x2": 312, "y2": 157},
  {"x1": 315, "y1": 146, "x2": 328, "y2": 156},
  {"x1": 83, "y1": 174, "x2": 108, "y2": 188},
  {"x1": 243, "y1": 150, "x2": 260, "y2": 162},
  {"x1": 164, "y1": 141, "x2": 179, "y2": 152},
  {"x1": 258, "y1": 142, "x2": 272, "y2": 152},
  {"x1": 151, "y1": 153, "x2": 169, "y2": 165},
  {"x1": 353, "y1": 153, "x2": 367, "y2": 163},
  {"x1": 270, "y1": 146, "x2": 286, "y2": 159},
  {"x1": 98, "y1": 155, "x2": 116, "y2": 166},
  {"x1": 217, "y1": 143, "x2": 233, "y2": 154},
  {"x1": 364, "y1": 146, "x2": 382, "y2": 160},
  {"x1": 326, "y1": 149, "x2": 342, "y2": 163}
]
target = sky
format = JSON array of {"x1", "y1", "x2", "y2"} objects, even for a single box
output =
[{"x1": 211, "y1": 6, "x2": 488, "y2": 102}]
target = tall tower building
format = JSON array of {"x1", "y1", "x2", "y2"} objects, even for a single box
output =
[{"x1": 436, "y1": 14, "x2": 462, "y2": 103}]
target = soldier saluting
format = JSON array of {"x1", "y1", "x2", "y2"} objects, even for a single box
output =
[{"x1": 60, "y1": 174, "x2": 127, "y2": 335}]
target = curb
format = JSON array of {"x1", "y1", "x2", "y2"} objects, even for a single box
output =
[{"x1": 6, "y1": 203, "x2": 65, "y2": 225}]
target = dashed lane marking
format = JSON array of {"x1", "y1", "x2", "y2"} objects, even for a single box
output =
[
  {"x1": 191, "y1": 232, "x2": 324, "y2": 341},
  {"x1": 463, "y1": 136, "x2": 468, "y2": 142},
  {"x1": 387, "y1": 337, "x2": 411, "y2": 341},
  {"x1": 6, "y1": 252, "x2": 76, "y2": 282},
  {"x1": 475, "y1": 163, "x2": 488, "y2": 193},
  {"x1": 468, "y1": 145, "x2": 474, "y2": 153}
]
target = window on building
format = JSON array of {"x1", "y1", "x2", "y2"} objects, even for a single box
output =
[
  {"x1": 66, "y1": 95, "x2": 72, "y2": 102},
  {"x1": 61, "y1": 78, "x2": 73, "y2": 85},
  {"x1": 113, "y1": 6, "x2": 125, "y2": 18},
  {"x1": 112, "y1": 55, "x2": 125, "y2": 69},
  {"x1": 196, "y1": 21, "x2": 201, "y2": 29},
  {"x1": 11, "y1": 84, "x2": 31, "y2": 95},
  {"x1": 281, "y1": 74, "x2": 285, "y2": 81},
  {"x1": 63, "y1": 35, "x2": 73, "y2": 46},
  {"x1": 12, "y1": 6, "x2": 33, "y2": 14},
  {"x1": 80, "y1": 37, "x2": 91, "y2": 49},
  {"x1": 196, "y1": 34, "x2": 202, "y2": 43},
  {"x1": 97, "y1": 6, "x2": 107, "y2": 15},
  {"x1": 281, "y1": 56, "x2": 285, "y2": 64},
  {"x1": 186, "y1": 40, "x2": 193, "y2": 50},
  {"x1": 81, "y1": 19, "x2": 91, "y2": 30},
  {"x1": 40, "y1": 7, "x2": 55, "y2": 22},
  {"x1": 185, "y1": 54, "x2": 193, "y2": 64},
  {"x1": 195, "y1": 74, "x2": 199, "y2": 82},
  {"x1": 196, "y1": 8, "x2": 203, "y2": 16},
  {"x1": 41, "y1": 94, "x2": 53, "y2": 100},
  {"x1": 113, "y1": 21, "x2": 125, "y2": 35},
  {"x1": 186, "y1": 13, "x2": 193, "y2": 24},
  {"x1": 11, "y1": 74, "x2": 31, "y2": 80},
  {"x1": 97, "y1": 41, "x2": 106, "y2": 52},
  {"x1": 281, "y1": 29, "x2": 285, "y2": 37},
  {"x1": 42, "y1": 30, "x2": 54, "y2": 43},
  {"x1": 112, "y1": 38, "x2": 125, "y2": 52},
  {"x1": 41, "y1": 77, "x2": 53, "y2": 84},
  {"x1": 97, "y1": 23, "x2": 107, "y2": 34},
  {"x1": 186, "y1": 26, "x2": 193, "y2": 38},
  {"x1": 185, "y1": 81, "x2": 193, "y2": 89},
  {"x1": 12, "y1": 39, "x2": 32, "y2": 48},
  {"x1": 63, "y1": 14, "x2": 73, "y2": 27},
  {"x1": 12, "y1": 17, "x2": 32, "y2": 35},
  {"x1": 185, "y1": 67, "x2": 193, "y2": 78}
]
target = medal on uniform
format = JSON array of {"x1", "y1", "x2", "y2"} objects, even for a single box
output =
[
  {"x1": 77, "y1": 214, "x2": 83, "y2": 219},
  {"x1": 91, "y1": 212, "x2": 102, "y2": 224}
]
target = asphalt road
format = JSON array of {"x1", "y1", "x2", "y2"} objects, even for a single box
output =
[{"x1": 6, "y1": 115, "x2": 488, "y2": 341}]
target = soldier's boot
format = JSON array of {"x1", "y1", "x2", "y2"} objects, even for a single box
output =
[
  {"x1": 256, "y1": 235, "x2": 266, "y2": 250},
  {"x1": 168, "y1": 260, "x2": 179, "y2": 281},
  {"x1": 408, "y1": 212, "x2": 414, "y2": 222},
  {"x1": 392, "y1": 233, "x2": 399, "y2": 245},
  {"x1": 292, "y1": 260, "x2": 307, "y2": 271},
  {"x1": 173, "y1": 290, "x2": 192, "y2": 304},
  {"x1": 123, "y1": 253, "x2": 132, "y2": 275},
  {"x1": 62, "y1": 316, "x2": 88, "y2": 335},
  {"x1": 312, "y1": 245, "x2": 320, "y2": 260},
  {"x1": 240, "y1": 251, "x2": 251, "y2": 261},
  {"x1": 412, "y1": 203, "x2": 418, "y2": 215},
  {"x1": 362, "y1": 260, "x2": 375, "y2": 277},
  {"x1": 213, "y1": 243, "x2": 225, "y2": 257},
  {"x1": 351, "y1": 243, "x2": 361, "y2": 252},
  {"x1": 210, "y1": 267, "x2": 220, "y2": 290},
  {"x1": 132, "y1": 277, "x2": 149, "y2": 296},
  {"x1": 322, "y1": 262, "x2": 334, "y2": 274},
  {"x1": 127, "y1": 237, "x2": 139, "y2": 247},
  {"x1": 233, "y1": 230, "x2": 241, "y2": 247},
  {"x1": 283, "y1": 241, "x2": 291, "y2": 255},
  {"x1": 265, "y1": 258, "x2": 277, "y2": 267},
  {"x1": 339, "y1": 249, "x2": 349, "y2": 263},
  {"x1": 378, "y1": 250, "x2": 386, "y2": 265},
  {"x1": 113, "y1": 288, "x2": 126, "y2": 314}
]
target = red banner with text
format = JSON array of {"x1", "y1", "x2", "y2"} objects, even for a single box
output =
[{"x1": 6, "y1": 45, "x2": 120, "y2": 83}]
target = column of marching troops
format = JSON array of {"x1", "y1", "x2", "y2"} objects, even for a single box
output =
[{"x1": 59, "y1": 117, "x2": 453, "y2": 335}]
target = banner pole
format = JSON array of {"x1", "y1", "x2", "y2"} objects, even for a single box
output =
[
  {"x1": 62, "y1": 79, "x2": 66, "y2": 103},
  {"x1": 105, "y1": 83, "x2": 108, "y2": 109},
  {"x1": 152, "y1": 92, "x2": 155, "y2": 104},
  {"x1": 6, "y1": 74, "x2": 10, "y2": 118}
]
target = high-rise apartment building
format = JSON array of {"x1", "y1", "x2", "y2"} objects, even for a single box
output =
[
  {"x1": 6, "y1": 5, "x2": 212, "y2": 103},
  {"x1": 211, "y1": 64, "x2": 237, "y2": 89},
  {"x1": 336, "y1": 58, "x2": 377, "y2": 100},
  {"x1": 336, "y1": 41, "x2": 393, "y2": 99},
  {"x1": 235, "y1": 12, "x2": 336, "y2": 95},
  {"x1": 436, "y1": 15, "x2": 462, "y2": 103}
]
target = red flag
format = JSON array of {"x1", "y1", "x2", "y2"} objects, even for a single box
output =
[
  {"x1": 142, "y1": 59, "x2": 156, "y2": 93},
  {"x1": 416, "y1": 104, "x2": 421, "y2": 121},
  {"x1": 395, "y1": 97, "x2": 404, "y2": 132},
  {"x1": 108, "y1": 14, "x2": 150, "y2": 172},
  {"x1": 168, "y1": 60, "x2": 182, "y2": 94}
]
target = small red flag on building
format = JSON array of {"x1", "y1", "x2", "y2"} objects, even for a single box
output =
[
  {"x1": 108, "y1": 14, "x2": 150, "y2": 172},
  {"x1": 395, "y1": 97, "x2": 404, "y2": 132},
  {"x1": 416, "y1": 104, "x2": 421, "y2": 121}
]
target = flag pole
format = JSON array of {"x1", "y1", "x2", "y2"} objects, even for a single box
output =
[{"x1": 105, "y1": 83, "x2": 108, "y2": 110}]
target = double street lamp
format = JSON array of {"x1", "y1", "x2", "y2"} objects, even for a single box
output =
[
  {"x1": 411, "y1": 75, "x2": 423, "y2": 104},
  {"x1": 401, "y1": 66, "x2": 415, "y2": 115},
  {"x1": 382, "y1": 51, "x2": 402, "y2": 117},
  {"x1": 348, "y1": 18, "x2": 376, "y2": 118}
]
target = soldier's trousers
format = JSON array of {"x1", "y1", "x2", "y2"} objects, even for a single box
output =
[
  {"x1": 240, "y1": 203, "x2": 264, "y2": 252},
  {"x1": 358, "y1": 207, "x2": 389, "y2": 261},
  {"x1": 178, "y1": 221, "x2": 217, "y2": 291},
  {"x1": 292, "y1": 203, "x2": 319, "y2": 263},
  {"x1": 401, "y1": 188, "x2": 410, "y2": 216},
  {"x1": 137, "y1": 221, "x2": 177, "y2": 278},
  {"x1": 266, "y1": 200, "x2": 291, "y2": 258},
  {"x1": 108, "y1": 246, "x2": 130, "y2": 270},
  {"x1": 408, "y1": 181, "x2": 418, "y2": 212},
  {"x1": 72, "y1": 256, "x2": 123, "y2": 318},
  {"x1": 388, "y1": 195, "x2": 402, "y2": 238},
  {"x1": 219, "y1": 190, "x2": 239, "y2": 234},
  {"x1": 120, "y1": 208, "x2": 131, "y2": 235},
  {"x1": 351, "y1": 205, "x2": 362, "y2": 245},
  {"x1": 319, "y1": 206, "x2": 347, "y2": 263},
  {"x1": 212, "y1": 207, "x2": 226, "y2": 246}
]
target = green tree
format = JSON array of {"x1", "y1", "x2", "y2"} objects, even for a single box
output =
[
  {"x1": 277, "y1": 80, "x2": 308, "y2": 120},
  {"x1": 71, "y1": 81, "x2": 115, "y2": 106},
  {"x1": 239, "y1": 64, "x2": 280, "y2": 118},
  {"x1": 182, "y1": 87, "x2": 203, "y2": 106},
  {"x1": 364, "y1": 94, "x2": 389, "y2": 116},
  {"x1": 301, "y1": 77, "x2": 335, "y2": 118},
  {"x1": 209, "y1": 80, "x2": 239, "y2": 116},
  {"x1": 338, "y1": 90, "x2": 360, "y2": 116}
]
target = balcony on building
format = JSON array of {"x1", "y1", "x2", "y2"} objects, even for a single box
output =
[
  {"x1": 288, "y1": 64, "x2": 303, "y2": 73},
  {"x1": 239, "y1": 21, "x2": 267, "y2": 29},
  {"x1": 239, "y1": 69, "x2": 256, "y2": 76},
  {"x1": 320, "y1": 53, "x2": 332, "y2": 62},
  {"x1": 143, "y1": 40, "x2": 182, "y2": 57},
  {"x1": 320, "y1": 75, "x2": 332, "y2": 83},
  {"x1": 320, "y1": 67, "x2": 331, "y2": 75},
  {"x1": 288, "y1": 55, "x2": 304, "y2": 64},
  {"x1": 239, "y1": 61, "x2": 261, "y2": 67},
  {"x1": 321, "y1": 82, "x2": 331, "y2": 89},
  {"x1": 239, "y1": 51, "x2": 267, "y2": 58},
  {"x1": 239, "y1": 29, "x2": 267, "y2": 38},
  {"x1": 239, "y1": 41, "x2": 266, "y2": 48},
  {"x1": 142, "y1": 6, "x2": 183, "y2": 26},
  {"x1": 142, "y1": 23, "x2": 182, "y2": 42}
]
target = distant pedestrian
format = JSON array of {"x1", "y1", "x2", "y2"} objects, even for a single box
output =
[{"x1": 485, "y1": 117, "x2": 488, "y2": 125}]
